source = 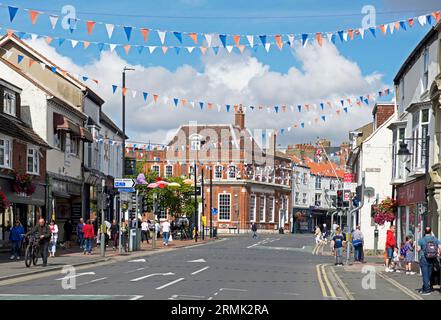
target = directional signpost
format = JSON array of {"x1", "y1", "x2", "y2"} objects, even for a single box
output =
[
  {"x1": 114, "y1": 179, "x2": 137, "y2": 189},
  {"x1": 114, "y1": 179, "x2": 137, "y2": 253}
]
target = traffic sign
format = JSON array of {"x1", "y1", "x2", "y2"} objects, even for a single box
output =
[
  {"x1": 211, "y1": 208, "x2": 218, "y2": 215},
  {"x1": 114, "y1": 179, "x2": 137, "y2": 188},
  {"x1": 118, "y1": 187, "x2": 136, "y2": 193}
]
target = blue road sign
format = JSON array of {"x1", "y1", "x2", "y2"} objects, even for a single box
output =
[
  {"x1": 211, "y1": 208, "x2": 218, "y2": 215},
  {"x1": 118, "y1": 187, "x2": 136, "y2": 193}
]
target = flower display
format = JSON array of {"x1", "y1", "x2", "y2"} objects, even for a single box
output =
[
  {"x1": 373, "y1": 197, "x2": 397, "y2": 225},
  {"x1": 12, "y1": 172, "x2": 36, "y2": 196},
  {"x1": 294, "y1": 211, "x2": 305, "y2": 222},
  {"x1": 0, "y1": 191, "x2": 9, "y2": 210}
]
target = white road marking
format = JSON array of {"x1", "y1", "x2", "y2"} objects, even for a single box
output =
[
  {"x1": 191, "y1": 266, "x2": 210, "y2": 275},
  {"x1": 169, "y1": 294, "x2": 205, "y2": 300},
  {"x1": 129, "y1": 295, "x2": 143, "y2": 300},
  {"x1": 55, "y1": 272, "x2": 95, "y2": 281},
  {"x1": 219, "y1": 288, "x2": 248, "y2": 292},
  {"x1": 124, "y1": 268, "x2": 145, "y2": 274},
  {"x1": 130, "y1": 272, "x2": 175, "y2": 282},
  {"x1": 128, "y1": 259, "x2": 146, "y2": 263},
  {"x1": 208, "y1": 297, "x2": 213, "y2": 300},
  {"x1": 247, "y1": 243, "x2": 258, "y2": 248},
  {"x1": 187, "y1": 258, "x2": 206, "y2": 263},
  {"x1": 78, "y1": 277, "x2": 108, "y2": 286},
  {"x1": 155, "y1": 278, "x2": 185, "y2": 290}
]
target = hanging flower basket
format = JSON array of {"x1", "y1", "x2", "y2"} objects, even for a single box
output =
[
  {"x1": 12, "y1": 172, "x2": 36, "y2": 196},
  {"x1": 0, "y1": 191, "x2": 9, "y2": 210},
  {"x1": 373, "y1": 197, "x2": 397, "y2": 226},
  {"x1": 294, "y1": 211, "x2": 305, "y2": 222}
]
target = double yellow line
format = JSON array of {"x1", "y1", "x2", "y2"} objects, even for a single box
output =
[{"x1": 316, "y1": 264, "x2": 336, "y2": 298}]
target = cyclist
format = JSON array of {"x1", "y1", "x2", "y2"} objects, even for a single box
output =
[{"x1": 25, "y1": 218, "x2": 51, "y2": 267}]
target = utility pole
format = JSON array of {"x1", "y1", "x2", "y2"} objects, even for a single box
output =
[
  {"x1": 210, "y1": 166, "x2": 213, "y2": 238},
  {"x1": 100, "y1": 179, "x2": 106, "y2": 257},
  {"x1": 118, "y1": 194, "x2": 122, "y2": 254},
  {"x1": 201, "y1": 167, "x2": 204, "y2": 240},
  {"x1": 152, "y1": 192, "x2": 157, "y2": 249}
]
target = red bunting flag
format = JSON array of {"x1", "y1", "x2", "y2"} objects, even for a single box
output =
[
  {"x1": 408, "y1": 18, "x2": 414, "y2": 27},
  {"x1": 275, "y1": 35, "x2": 283, "y2": 49},
  {"x1": 336, "y1": 110, "x2": 341, "y2": 115},
  {"x1": 45, "y1": 37, "x2": 53, "y2": 45},
  {"x1": 233, "y1": 35, "x2": 241, "y2": 47},
  {"x1": 199, "y1": 47, "x2": 207, "y2": 55},
  {"x1": 379, "y1": 25, "x2": 387, "y2": 34},
  {"x1": 124, "y1": 45, "x2": 131, "y2": 54},
  {"x1": 162, "y1": 46, "x2": 168, "y2": 54},
  {"x1": 208, "y1": 103, "x2": 213, "y2": 109},
  {"x1": 28, "y1": 59, "x2": 35, "y2": 68},
  {"x1": 7, "y1": 29, "x2": 14, "y2": 37},
  {"x1": 86, "y1": 21, "x2": 96, "y2": 35},
  {"x1": 140, "y1": 28, "x2": 150, "y2": 42},
  {"x1": 83, "y1": 41, "x2": 90, "y2": 49},
  {"x1": 315, "y1": 33, "x2": 322, "y2": 47},
  {"x1": 189, "y1": 33, "x2": 198, "y2": 44},
  {"x1": 234, "y1": 105, "x2": 238, "y2": 112},
  {"x1": 153, "y1": 94, "x2": 158, "y2": 103},
  {"x1": 28, "y1": 10, "x2": 40, "y2": 25},
  {"x1": 182, "y1": 99, "x2": 186, "y2": 107},
  {"x1": 433, "y1": 11, "x2": 440, "y2": 23},
  {"x1": 394, "y1": 21, "x2": 400, "y2": 30},
  {"x1": 122, "y1": 88, "x2": 127, "y2": 96},
  {"x1": 238, "y1": 45, "x2": 245, "y2": 54}
]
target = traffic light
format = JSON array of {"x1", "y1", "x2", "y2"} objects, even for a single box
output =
[
  {"x1": 141, "y1": 195, "x2": 148, "y2": 213},
  {"x1": 336, "y1": 190, "x2": 343, "y2": 208},
  {"x1": 105, "y1": 194, "x2": 111, "y2": 209}
]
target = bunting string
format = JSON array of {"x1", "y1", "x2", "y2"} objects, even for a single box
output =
[{"x1": 0, "y1": 3, "x2": 439, "y2": 49}]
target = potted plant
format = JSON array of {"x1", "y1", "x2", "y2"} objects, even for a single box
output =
[
  {"x1": 12, "y1": 171, "x2": 36, "y2": 196},
  {"x1": 373, "y1": 197, "x2": 397, "y2": 226}
]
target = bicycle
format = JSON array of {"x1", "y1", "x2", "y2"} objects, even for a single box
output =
[{"x1": 24, "y1": 234, "x2": 40, "y2": 267}]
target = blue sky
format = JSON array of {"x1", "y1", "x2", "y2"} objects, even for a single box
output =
[{"x1": 0, "y1": 0, "x2": 439, "y2": 145}]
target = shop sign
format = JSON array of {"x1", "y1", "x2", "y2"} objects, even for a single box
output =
[{"x1": 396, "y1": 178, "x2": 426, "y2": 206}]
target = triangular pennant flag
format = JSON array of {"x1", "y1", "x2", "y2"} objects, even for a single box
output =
[
  {"x1": 186, "y1": 46, "x2": 195, "y2": 53},
  {"x1": 297, "y1": 105, "x2": 301, "y2": 112},
  {"x1": 140, "y1": 28, "x2": 150, "y2": 42},
  {"x1": 427, "y1": 14, "x2": 433, "y2": 25},
  {"x1": 264, "y1": 43, "x2": 271, "y2": 52},
  {"x1": 51, "y1": 66, "x2": 57, "y2": 74},
  {"x1": 105, "y1": 24, "x2": 114, "y2": 39},
  {"x1": 122, "y1": 88, "x2": 127, "y2": 96},
  {"x1": 433, "y1": 11, "x2": 440, "y2": 23},
  {"x1": 343, "y1": 107, "x2": 348, "y2": 113},
  {"x1": 320, "y1": 103, "x2": 324, "y2": 110},
  {"x1": 158, "y1": 30, "x2": 166, "y2": 45},
  {"x1": 30, "y1": 33, "x2": 38, "y2": 41},
  {"x1": 173, "y1": 98, "x2": 179, "y2": 107},
  {"x1": 338, "y1": 30, "x2": 344, "y2": 42},
  {"x1": 83, "y1": 41, "x2": 90, "y2": 49},
  {"x1": 327, "y1": 32, "x2": 333, "y2": 43},
  {"x1": 200, "y1": 46, "x2": 207, "y2": 55},
  {"x1": 58, "y1": 38, "x2": 66, "y2": 46},
  {"x1": 408, "y1": 18, "x2": 414, "y2": 27},
  {"x1": 39, "y1": 62, "x2": 46, "y2": 70},
  {"x1": 28, "y1": 58, "x2": 35, "y2": 68},
  {"x1": 212, "y1": 46, "x2": 219, "y2": 55},
  {"x1": 198, "y1": 102, "x2": 204, "y2": 110},
  {"x1": 342, "y1": 31, "x2": 348, "y2": 41},
  {"x1": 17, "y1": 55, "x2": 24, "y2": 64},
  {"x1": 8, "y1": 6, "x2": 19, "y2": 22},
  {"x1": 238, "y1": 45, "x2": 245, "y2": 54},
  {"x1": 112, "y1": 85, "x2": 117, "y2": 94},
  {"x1": 49, "y1": 15, "x2": 58, "y2": 29},
  {"x1": 287, "y1": 34, "x2": 295, "y2": 46},
  {"x1": 359, "y1": 28, "x2": 365, "y2": 39},
  {"x1": 321, "y1": 115, "x2": 326, "y2": 122},
  {"x1": 274, "y1": 106, "x2": 279, "y2": 113},
  {"x1": 148, "y1": 46, "x2": 157, "y2": 54},
  {"x1": 275, "y1": 35, "x2": 283, "y2": 50},
  {"x1": 173, "y1": 31, "x2": 183, "y2": 43},
  {"x1": 399, "y1": 21, "x2": 407, "y2": 31},
  {"x1": 122, "y1": 26, "x2": 132, "y2": 41},
  {"x1": 226, "y1": 45, "x2": 234, "y2": 53},
  {"x1": 418, "y1": 15, "x2": 427, "y2": 26},
  {"x1": 131, "y1": 90, "x2": 137, "y2": 98},
  {"x1": 369, "y1": 27, "x2": 376, "y2": 37},
  {"x1": 181, "y1": 99, "x2": 186, "y2": 107},
  {"x1": 161, "y1": 46, "x2": 168, "y2": 54},
  {"x1": 190, "y1": 101, "x2": 195, "y2": 108},
  {"x1": 204, "y1": 34, "x2": 212, "y2": 47},
  {"x1": 301, "y1": 123, "x2": 305, "y2": 128},
  {"x1": 82, "y1": 76, "x2": 89, "y2": 82},
  {"x1": 86, "y1": 21, "x2": 96, "y2": 35},
  {"x1": 71, "y1": 40, "x2": 79, "y2": 48},
  {"x1": 315, "y1": 33, "x2": 323, "y2": 47},
  {"x1": 174, "y1": 47, "x2": 180, "y2": 55},
  {"x1": 219, "y1": 34, "x2": 227, "y2": 48},
  {"x1": 153, "y1": 94, "x2": 159, "y2": 103},
  {"x1": 233, "y1": 35, "x2": 241, "y2": 47},
  {"x1": 124, "y1": 45, "x2": 131, "y2": 54},
  {"x1": 189, "y1": 33, "x2": 198, "y2": 44},
  {"x1": 143, "y1": 92, "x2": 148, "y2": 101},
  {"x1": 246, "y1": 35, "x2": 254, "y2": 48},
  {"x1": 29, "y1": 10, "x2": 40, "y2": 25},
  {"x1": 45, "y1": 37, "x2": 53, "y2": 45},
  {"x1": 348, "y1": 29, "x2": 354, "y2": 40},
  {"x1": 301, "y1": 34, "x2": 308, "y2": 47},
  {"x1": 109, "y1": 44, "x2": 117, "y2": 52},
  {"x1": 379, "y1": 24, "x2": 387, "y2": 34},
  {"x1": 226, "y1": 105, "x2": 231, "y2": 112},
  {"x1": 259, "y1": 35, "x2": 267, "y2": 46}
]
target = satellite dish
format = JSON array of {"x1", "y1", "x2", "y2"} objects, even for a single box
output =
[{"x1": 364, "y1": 187, "x2": 375, "y2": 201}]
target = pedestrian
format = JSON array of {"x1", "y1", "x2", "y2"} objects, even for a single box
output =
[
  {"x1": 385, "y1": 225, "x2": 396, "y2": 272},
  {"x1": 193, "y1": 225, "x2": 199, "y2": 242},
  {"x1": 392, "y1": 247, "x2": 401, "y2": 272},
  {"x1": 82, "y1": 220, "x2": 95, "y2": 255},
  {"x1": 162, "y1": 219, "x2": 171, "y2": 246},
  {"x1": 155, "y1": 221, "x2": 160, "y2": 240},
  {"x1": 331, "y1": 227, "x2": 346, "y2": 266},
  {"x1": 417, "y1": 227, "x2": 441, "y2": 295},
  {"x1": 121, "y1": 221, "x2": 129, "y2": 252},
  {"x1": 49, "y1": 220, "x2": 58, "y2": 258},
  {"x1": 26, "y1": 218, "x2": 51, "y2": 267},
  {"x1": 76, "y1": 218, "x2": 85, "y2": 249},
  {"x1": 251, "y1": 222, "x2": 258, "y2": 239},
  {"x1": 312, "y1": 225, "x2": 322, "y2": 255},
  {"x1": 110, "y1": 219, "x2": 119, "y2": 250},
  {"x1": 63, "y1": 219, "x2": 73, "y2": 249},
  {"x1": 352, "y1": 225, "x2": 364, "y2": 263},
  {"x1": 322, "y1": 223, "x2": 329, "y2": 239},
  {"x1": 9, "y1": 220, "x2": 24, "y2": 260},
  {"x1": 403, "y1": 236, "x2": 416, "y2": 275},
  {"x1": 141, "y1": 220, "x2": 149, "y2": 244}
]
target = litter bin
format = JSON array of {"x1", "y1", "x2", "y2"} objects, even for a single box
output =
[
  {"x1": 213, "y1": 227, "x2": 218, "y2": 238},
  {"x1": 279, "y1": 227, "x2": 284, "y2": 234}
]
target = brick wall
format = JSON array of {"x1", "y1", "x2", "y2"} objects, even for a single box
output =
[{"x1": 373, "y1": 104, "x2": 394, "y2": 128}]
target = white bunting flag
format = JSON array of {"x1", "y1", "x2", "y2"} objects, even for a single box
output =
[
  {"x1": 265, "y1": 43, "x2": 271, "y2": 52},
  {"x1": 246, "y1": 35, "x2": 254, "y2": 48},
  {"x1": 49, "y1": 15, "x2": 59, "y2": 29},
  {"x1": 383, "y1": 23, "x2": 389, "y2": 34},
  {"x1": 327, "y1": 32, "x2": 333, "y2": 43},
  {"x1": 131, "y1": 90, "x2": 137, "y2": 98},
  {"x1": 109, "y1": 44, "x2": 117, "y2": 52},
  {"x1": 418, "y1": 15, "x2": 427, "y2": 26},
  {"x1": 205, "y1": 34, "x2": 212, "y2": 47},
  {"x1": 30, "y1": 33, "x2": 38, "y2": 41},
  {"x1": 157, "y1": 31, "x2": 166, "y2": 45},
  {"x1": 287, "y1": 34, "x2": 295, "y2": 46},
  {"x1": 39, "y1": 62, "x2": 46, "y2": 70},
  {"x1": 105, "y1": 23, "x2": 115, "y2": 39},
  {"x1": 389, "y1": 22, "x2": 395, "y2": 34},
  {"x1": 186, "y1": 46, "x2": 195, "y2": 53},
  {"x1": 343, "y1": 31, "x2": 348, "y2": 42},
  {"x1": 4, "y1": 50, "x2": 13, "y2": 59},
  {"x1": 71, "y1": 40, "x2": 78, "y2": 48},
  {"x1": 217, "y1": 104, "x2": 221, "y2": 112},
  {"x1": 148, "y1": 46, "x2": 157, "y2": 54},
  {"x1": 226, "y1": 45, "x2": 233, "y2": 53},
  {"x1": 359, "y1": 28, "x2": 365, "y2": 39}
]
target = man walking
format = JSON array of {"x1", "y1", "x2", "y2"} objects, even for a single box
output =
[
  {"x1": 76, "y1": 218, "x2": 85, "y2": 249},
  {"x1": 26, "y1": 218, "x2": 51, "y2": 267},
  {"x1": 162, "y1": 219, "x2": 171, "y2": 246},
  {"x1": 385, "y1": 225, "x2": 396, "y2": 272},
  {"x1": 352, "y1": 225, "x2": 364, "y2": 263},
  {"x1": 110, "y1": 220, "x2": 119, "y2": 250},
  {"x1": 417, "y1": 227, "x2": 441, "y2": 295},
  {"x1": 251, "y1": 222, "x2": 258, "y2": 239}
]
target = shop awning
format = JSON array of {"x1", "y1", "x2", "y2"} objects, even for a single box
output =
[
  {"x1": 78, "y1": 126, "x2": 93, "y2": 142},
  {"x1": 53, "y1": 112, "x2": 80, "y2": 135}
]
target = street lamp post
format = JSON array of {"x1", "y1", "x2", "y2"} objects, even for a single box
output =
[
  {"x1": 210, "y1": 166, "x2": 213, "y2": 238},
  {"x1": 122, "y1": 67, "x2": 135, "y2": 178},
  {"x1": 100, "y1": 179, "x2": 106, "y2": 257}
]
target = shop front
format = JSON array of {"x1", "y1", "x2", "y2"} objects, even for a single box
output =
[
  {"x1": 292, "y1": 208, "x2": 310, "y2": 233},
  {"x1": 395, "y1": 177, "x2": 427, "y2": 258}
]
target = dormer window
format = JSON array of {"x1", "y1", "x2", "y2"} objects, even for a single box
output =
[{"x1": 3, "y1": 89, "x2": 16, "y2": 117}]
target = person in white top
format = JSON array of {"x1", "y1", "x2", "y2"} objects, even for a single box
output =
[
  {"x1": 49, "y1": 220, "x2": 58, "y2": 257},
  {"x1": 141, "y1": 220, "x2": 149, "y2": 244},
  {"x1": 161, "y1": 220, "x2": 171, "y2": 246}
]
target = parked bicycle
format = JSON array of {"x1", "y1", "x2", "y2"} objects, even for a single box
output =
[{"x1": 24, "y1": 234, "x2": 40, "y2": 267}]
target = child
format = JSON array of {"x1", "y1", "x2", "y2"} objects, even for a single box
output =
[
  {"x1": 392, "y1": 247, "x2": 401, "y2": 272},
  {"x1": 403, "y1": 236, "x2": 415, "y2": 275},
  {"x1": 331, "y1": 227, "x2": 346, "y2": 266}
]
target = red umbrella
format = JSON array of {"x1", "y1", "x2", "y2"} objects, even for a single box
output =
[{"x1": 157, "y1": 180, "x2": 169, "y2": 188}]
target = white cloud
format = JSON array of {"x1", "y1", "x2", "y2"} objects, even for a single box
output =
[{"x1": 25, "y1": 39, "x2": 387, "y2": 146}]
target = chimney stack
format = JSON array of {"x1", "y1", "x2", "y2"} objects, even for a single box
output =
[
  {"x1": 235, "y1": 105, "x2": 245, "y2": 129},
  {"x1": 372, "y1": 103, "x2": 394, "y2": 130}
]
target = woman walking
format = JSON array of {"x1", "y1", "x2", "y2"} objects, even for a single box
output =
[
  {"x1": 49, "y1": 220, "x2": 58, "y2": 258},
  {"x1": 312, "y1": 225, "x2": 322, "y2": 255}
]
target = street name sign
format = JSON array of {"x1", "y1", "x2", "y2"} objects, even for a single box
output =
[
  {"x1": 118, "y1": 187, "x2": 136, "y2": 193},
  {"x1": 114, "y1": 179, "x2": 137, "y2": 188}
]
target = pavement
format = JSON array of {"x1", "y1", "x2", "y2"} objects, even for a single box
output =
[{"x1": 0, "y1": 233, "x2": 438, "y2": 300}]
